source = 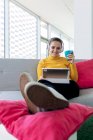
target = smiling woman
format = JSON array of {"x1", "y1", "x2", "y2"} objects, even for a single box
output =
[{"x1": 19, "y1": 37, "x2": 79, "y2": 114}]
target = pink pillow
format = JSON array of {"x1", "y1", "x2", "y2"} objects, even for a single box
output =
[
  {"x1": 0, "y1": 100, "x2": 93, "y2": 140},
  {"x1": 76, "y1": 59, "x2": 93, "y2": 89}
]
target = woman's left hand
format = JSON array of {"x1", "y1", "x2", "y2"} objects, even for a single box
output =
[{"x1": 67, "y1": 54, "x2": 75, "y2": 63}]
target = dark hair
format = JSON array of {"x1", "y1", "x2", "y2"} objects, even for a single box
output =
[{"x1": 48, "y1": 37, "x2": 64, "y2": 47}]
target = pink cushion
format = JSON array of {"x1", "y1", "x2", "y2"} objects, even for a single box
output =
[
  {"x1": 76, "y1": 59, "x2": 93, "y2": 89},
  {"x1": 0, "y1": 100, "x2": 93, "y2": 140}
]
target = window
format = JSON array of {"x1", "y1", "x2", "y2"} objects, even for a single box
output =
[
  {"x1": 9, "y1": 2, "x2": 37, "y2": 59},
  {"x1": 0, "y1": 0, "x2": 4, "y2": 58},
  {"x1": 40, "y1": 41, "x2": 48, "y2": 58},
  {"x1": 62, "y1": 36, "x2": 74, "y2": 56},
  {"x1": 69, "y1": 40, "x2": 74, "y2": 51},
  {"x1": 40, "y1": 20, "x2": 48, "y2": 58},
  {"x1": 41, "y1": 21, "x2": 48, "y2": 38}
]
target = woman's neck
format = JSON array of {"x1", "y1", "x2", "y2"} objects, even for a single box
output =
[{"x1": 48, "y1": 55, "x2": 60, "y2": 59}]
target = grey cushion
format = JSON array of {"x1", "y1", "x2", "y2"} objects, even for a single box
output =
[
  {"x1": 0, "y1": 91, "x2": 23, "y2": 100},
  {"x1": 0, "y1": 59, "x2": 39, "y2": 91},
  {"x1": 69, "y1": 92, "x2": 93, "y2": 107}
]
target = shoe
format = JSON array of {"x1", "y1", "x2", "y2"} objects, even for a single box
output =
[
  {"x1": 20, "y1": 72, "x2": 39, "y2": 113},
  {"x1": 20, "y1": 72, "x2": 34, "y2": 98},
  {"x1": 24, "y1": 82, "x2": 69, "y2": 111}
]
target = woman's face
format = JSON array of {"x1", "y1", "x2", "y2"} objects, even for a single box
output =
[{"x1": 49, "y1": 41, "x2": 62, "y2": 57}]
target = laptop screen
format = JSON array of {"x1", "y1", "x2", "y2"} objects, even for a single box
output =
[{"x1": 42, "y1": 68, "x2": 70, "y2": 79}]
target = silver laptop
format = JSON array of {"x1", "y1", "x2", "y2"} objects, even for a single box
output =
[{"x1": 42, "y1": 68, "x2": 70, "y2": 83}]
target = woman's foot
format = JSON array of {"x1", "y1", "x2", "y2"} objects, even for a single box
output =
[
  {"x1": 24, "y1": 82, "x2": 69, "y2": 112},
  {"x1": 20, "y1": 72, "x2": 34, "y2": 98},
  {"x1": 20, "y1": 72, "x2": 40, "y2": 113}
]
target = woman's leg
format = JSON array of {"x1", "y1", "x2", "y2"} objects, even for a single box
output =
[
  {"x1": 20, "y1": 76, "x2": 69, "y2": 113},
  {"x1": 38, "y1": 79, "x2": 56, "y2": 89},
  {"x1": 38, "y1": 79, "x2": 79, "y2": 100},
  {"x1": 53, "y1": 80, "x2": 79, "y2": 100},
  {"x1": 24, "y1": 82, "x2": 69, "y2": 112}
]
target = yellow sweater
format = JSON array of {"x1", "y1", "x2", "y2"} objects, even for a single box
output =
[{"x1": 37, "y1": 55, "x2": 78, "y2": 81}]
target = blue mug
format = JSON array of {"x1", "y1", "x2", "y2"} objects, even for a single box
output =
[{"x1": 65, "y1": 50, "x2": 73, "y2": 58}]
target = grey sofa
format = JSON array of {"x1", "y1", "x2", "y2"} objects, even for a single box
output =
[
  {"x1": 0, "y1": 58, "x2": 93, "y2": 140},
  {"x1": 0, "y1": 59, "x2": 93, "y2": 107},
  {"x1": 69, "y1": 88, "x2": 93, "y2": 106}
]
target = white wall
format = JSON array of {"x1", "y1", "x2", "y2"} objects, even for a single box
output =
[
  {"x1": 15, "y1": 0, "x2": 74, "y2": 38},
  {"x1": 74, "y1": 0, "x2": 93, "y2": 59}
]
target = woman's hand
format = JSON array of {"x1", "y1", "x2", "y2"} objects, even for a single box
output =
[
  {"x1": 67, "y1": 53, "x2": 75, "y2": 63},
  {"x1": 39, "y1": 76, "x2": 45, "y2": 80}
]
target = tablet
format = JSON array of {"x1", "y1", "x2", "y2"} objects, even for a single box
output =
[{"x1": 42, "y1": 68, "x2": 70, "y2": 83}]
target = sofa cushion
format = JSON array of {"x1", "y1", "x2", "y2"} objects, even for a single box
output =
[
  {"x1": 0, "y1": 100, "x2": 93, "y2": 140},
  {"x1": 76, "y1": 59, "x2": 93, "y2": 89},
  {"x1": 0, "y1": 59, "x2": 39, "y2": 91},
  {"x1": 69, "y1": 92, "x2": 93, "y2": 107},
  {"x1": 80, "y1": 88, "x2": 93, "y2": 95}
]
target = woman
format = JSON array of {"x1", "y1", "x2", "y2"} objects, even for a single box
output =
[
  {"x1": 20, "y1": 37, "x2": 79, "y2": 114},
  {"x1": 37, "y1": 37, "x2": 79, "y2": 99}
]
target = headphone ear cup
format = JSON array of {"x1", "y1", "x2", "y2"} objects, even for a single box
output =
[
  {"x1": 60, "y1": 43, "x2": 64, "y2": 52},
  {"x1": 60, "y1": 48, "x2": 62, "y2": 53}
]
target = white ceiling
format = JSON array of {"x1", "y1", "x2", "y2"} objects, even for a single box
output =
[
  {"x1": 16, "y1": 0, "x2": 74, "y2": 38},
  {"x1": 63, "y1": 0, "x2": 74, "y2": 14}
]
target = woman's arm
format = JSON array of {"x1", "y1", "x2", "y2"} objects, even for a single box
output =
[
  {"x1": 69, "y1": 63, "x2": 78, "y2": 82},
  {"x1": 66, "y1": 53, "x2": 78, "y2": 82}
]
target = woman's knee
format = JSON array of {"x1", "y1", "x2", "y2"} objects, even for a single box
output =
[
  {"x1": 38, "y1": 79, "x2": 54, "y2": 88},
  {"x1": 70, "y1": 80, "x2": 79, "y2": 88}
]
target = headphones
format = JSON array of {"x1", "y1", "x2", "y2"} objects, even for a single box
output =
[{"x1": 60, "y1": 42, "x2": 64, "y2": 53}]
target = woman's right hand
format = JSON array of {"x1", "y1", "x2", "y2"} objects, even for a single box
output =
[{"x1": 39, "y1": 76, "x2": 45, "y2": 80}]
